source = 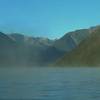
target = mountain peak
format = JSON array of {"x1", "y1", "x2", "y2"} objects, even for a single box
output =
[{"x1": 89, "y1": 25, "x2": 100, "y2": 33}]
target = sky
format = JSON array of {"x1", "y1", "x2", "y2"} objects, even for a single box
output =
[{"x1": 0, "y1": 0, "x2": 100, "y2": 39}]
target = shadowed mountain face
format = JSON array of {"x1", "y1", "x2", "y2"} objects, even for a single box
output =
[
  {"x1": 0, "y1": 25, "x2": 96, "y2": 67},
  {"x1": 0, "y1": 32, "x2": 17, "y2": 66},
  {"x1": 0, "y1": 33, "x2": 64, "y2": 66},
  {"x1": 55, "y1": 26, "x2": 100, "y2": 66},
  {"x1": 8, "y1": 33, "x2": 56, "y2": 66}
]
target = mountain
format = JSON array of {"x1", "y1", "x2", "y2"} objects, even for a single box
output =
[
  {"x1": 8, "y1": 33, "x2": 55, "y2": 66},
  {"x1": 55, "y1": 26, "x2": 100, "y2": 66},
  {"x1": 38, "y1": 46, "x2": 65, "y2": 66},
  {"x1": 53, "y1": 29, "x2": 90, "y2": 52},
  {"x1": 0, "y1": 25, "x2": 97, "y2": 67},
  {"x1": 7, "y1": 33, "x2": 64, "y2": 66},
  {"x1": 9, "y1": 33, "x2": 53, "y2": 46},
  {"x1": 8, "y1": 29, "x2": 90, "y2": 66},
  {"x1": 0, "y1": 32, "x2": 17, "y2": 66}
]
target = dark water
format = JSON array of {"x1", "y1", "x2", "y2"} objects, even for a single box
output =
[{"x1": 0, "y1": 67, "x2": 100, "y2": 100}]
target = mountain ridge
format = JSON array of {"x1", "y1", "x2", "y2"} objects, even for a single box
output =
[
  {"x1": 0, "y1": 25, "x2": 99, "y2": 67},
  {"x1": 55, "y1": 25, "x2": 100, "y2": 66}
]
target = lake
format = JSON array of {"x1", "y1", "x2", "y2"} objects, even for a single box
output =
[{"x1": 0, "y1": 67, "x2": 100, "y2": 100}]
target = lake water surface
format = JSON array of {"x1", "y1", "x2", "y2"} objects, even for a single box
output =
[{"x1": 0, "y1": 67, "x2": 100, "y2": 100}]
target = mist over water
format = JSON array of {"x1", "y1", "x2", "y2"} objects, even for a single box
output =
[{"x1": 0, "y1": 67, "x2": 100, "y2": 100}]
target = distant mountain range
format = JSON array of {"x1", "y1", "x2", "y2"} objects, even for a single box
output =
[{"x1": 0, "y1": 25, "x2": 100, "y2": 67}]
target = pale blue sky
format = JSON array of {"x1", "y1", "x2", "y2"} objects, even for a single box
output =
[{"x1": 0, "y1": 0, "x2": 100, "y2": 39}]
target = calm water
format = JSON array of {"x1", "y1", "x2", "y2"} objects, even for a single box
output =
[{"x1": 0, "y1": 67, "x2": 100, "y2": 100}]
